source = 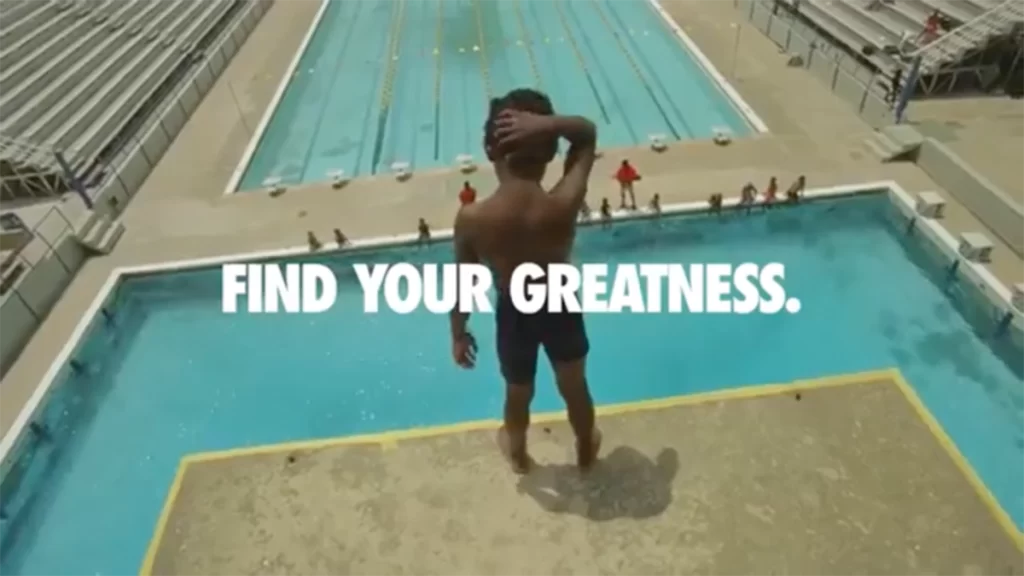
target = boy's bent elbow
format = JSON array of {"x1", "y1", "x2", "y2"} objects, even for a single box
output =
[
  {"x1": 555, "y1": 116, "x2": 597, "y2": 148},
  {"x1": 575, "y1": 117, "x2": 598, "y2": 147}
]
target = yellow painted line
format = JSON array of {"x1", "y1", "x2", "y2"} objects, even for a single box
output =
[
  {"x1": 890, "y1": 370, "x2": 1024, "y2": 551},
  {"x1": 177, "y1": 370, "x2": 892, "y2": 466},
  {"x1": 377, "y1": 0, "x2": 406, "y2": 111},
  {"x1": 139, "y1": 460, "x2": 190, "y2": 576},
  {"x1": 511, "y1": 0, "x2": 542, "y2": 89},
  {"x1": 139, "y1": 367, "x2": 1024, "y2": 571},
  {"x1": 470, "y1": 0, "x2": 493, "y2": 98},
  {"x1": 432, "y1": 0, "x2": 443, "y2": 107},
  {"x1": 183, "y1": 418, "x2": 505, "y2": 464},
  {"x1": 591, "y1": 1, "x2": 651, "y2": 90},
  {"x1": 552, "y1": 1, "x2": 593, "y2": 78}
]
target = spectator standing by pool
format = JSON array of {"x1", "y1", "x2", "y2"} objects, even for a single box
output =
[
  {"x1": 614, "y1": 160, "x2": 641, "y2": 210},
  {"x1": 459, "y1": 181, "x2": 477, "y2": 206}
]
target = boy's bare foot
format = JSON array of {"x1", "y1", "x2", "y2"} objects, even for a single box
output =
[
  {"x1": 497, "y1": 426, "x2": 531, "y2": 474},
  {"x1": 576, "y1": 428, "x2": 602, "y2": 471}
]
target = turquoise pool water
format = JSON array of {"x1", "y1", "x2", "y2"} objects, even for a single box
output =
[
  {"x1": 1, "y1": 192, "x2": 1022, "y2": 575},
  {"x1": 237, "y1": 0, "x2": 751, "y2": 190}
]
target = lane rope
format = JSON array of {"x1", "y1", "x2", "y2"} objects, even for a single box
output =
[
  {"x1": 432, "y1": 0, "x2": 443, "y2": 160},
  {"x1": 471, "y1": 0, "x2": 494, "y2": 99},
  {"x1": 512, "y1": 0, "x2": 543, "y2": 89},
  {"x1": 553, "y1": 1, "x2": 610, "y2": 123},
  {"x1": 591, "y1": 0, "x2": 679, "y2": 138},
  {"x1": 370, "y1": 0, "x2": 407, "y2": 174}
]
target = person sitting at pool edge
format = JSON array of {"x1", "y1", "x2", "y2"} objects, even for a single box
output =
[
  {"x1": 708, "y1": 193, "x2": 723, "y2": 215},
  {"x1": 614, "y1": 160, "x2": 641, "y2": 210},
  {"x1": 418, "y1": 218, "x2": 431, "y2": 245},
  {"x1": 459, "y1": 181, "x2": 477, "y2": 206},
  {"x1": 449, "y1": 88, "x2": 601, "y2": 473},
  {"x1": 333, "y1": 228, "x2": 348, "y2": 247},
  {"x1": 579, "y1": 201, "x2": 592, "y2": 221},
  {"x1": 785, "y1": 175, "x2": 806, "y2": 203},
  {"x1": 649, "y1": 193, "x2": 661, "y2": 216},
  {"x1": 600, "y1": 197, "x2": 612, "y2": 228},
  {"x1": 740, "y1": 182, "x2": 757, "y2": 214},
  {"x1": 763, "y1": 176, "x2": 778, "y2": 208}
]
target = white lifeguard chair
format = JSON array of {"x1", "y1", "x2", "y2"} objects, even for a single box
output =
[
  {"x1": 455, "y1": 154, "x2": 476, "y2": 174},
  {"x1": 712, "y1": 126, "x2": 733, "y2": 146},
  {"x1": 958, "y1": 232, "x2": 993, "y2": 263},
  {"x1": 915, "y1": 191, "x2": 945, "y2": 218},
  {"x1": 392, "y1": 161, "x2": 412, "y2": 182},
  {"x1": 326, "y1": 169, "x2": 349, "y2": 189},
  {"x1": 262, "y1": 176, "x2": 285, "y2": 196},
  {"x1": 648, "y1": 134, "x2": 668, "y2": 152}
]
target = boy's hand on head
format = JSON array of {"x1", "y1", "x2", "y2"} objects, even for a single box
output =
[{"x1": 494, "y1": 109, "x2": 552, "y2": 151}]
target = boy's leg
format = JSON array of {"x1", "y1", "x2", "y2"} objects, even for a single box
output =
[
  {"x1": 496, "y1": 295, "x2": 538, "y2": 473},
  {"x1": 541, "y1": 310, "x2": 600, "y2": 470}
]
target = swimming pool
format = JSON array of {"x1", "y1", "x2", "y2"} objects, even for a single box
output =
[
  {"x1": 1, "y1": 187, "x2": 1021, "y2": 575},
  {"x1": 231, "y1": 0, "x2": 758, "y2": 192}
]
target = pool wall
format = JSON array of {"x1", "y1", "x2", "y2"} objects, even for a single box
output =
[
  {"x1": 221, "y1": 0, "x2": 770, "y2": 195},
  {"x1": 3, "y1": 180, "x2": 1021, "y2": 487}
]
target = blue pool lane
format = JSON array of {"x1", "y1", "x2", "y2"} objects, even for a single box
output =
[
  {"x1": 299, "y1": 0, "x2": 363, "y2": 183},
  {"x1": 236, "y1": 0, "x2": 753, "y2": 190}
]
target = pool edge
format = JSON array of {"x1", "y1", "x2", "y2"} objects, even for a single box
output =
[
  {"x1": 646, "y1": 0, "x2": 770, "y2": 134},
  {"x1": 97, "y1": 182, "x2": 898, "y2": 276}
]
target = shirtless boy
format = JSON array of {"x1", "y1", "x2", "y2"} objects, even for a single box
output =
[{"x1": 449, "y1": 89, "x2": 601, "y2": 473}]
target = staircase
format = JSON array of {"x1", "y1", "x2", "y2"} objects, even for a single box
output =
[
  {"x1": 863, "y1": 125, "x2": 925, "y2": 161},
  {"x1": 908, "y1": 0, "x2": 1024, "y2": 73},
  {"x1": 74, "y1": 210, "x2": 124, "y2": 255}
]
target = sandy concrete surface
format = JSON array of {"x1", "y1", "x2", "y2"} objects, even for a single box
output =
[
  {"x1": 148, "y1": 377, "x2": 1022, "y2": 576},
  {"x1": 908, "y1": 97, "x2": 1024, "y2": 206}
]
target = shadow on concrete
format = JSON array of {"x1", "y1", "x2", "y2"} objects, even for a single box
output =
[{"x1": 516, "y1": 446, "x2": 679, "y2": 521}]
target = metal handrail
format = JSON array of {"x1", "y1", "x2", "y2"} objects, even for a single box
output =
[{"x1": 905, "y1": 0, "x2": 1022, "y2": 65}]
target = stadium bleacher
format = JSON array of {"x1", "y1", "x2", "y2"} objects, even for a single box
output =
[
  {"x1": 0, "y1": 0, "x2": 270, "y2": 377},
  {"x1": 0, "y1": 0, "x2": 243, "y2": 203},
  {"x1": 791, "y1": 0, "x2": 1022, "y2": 88}
]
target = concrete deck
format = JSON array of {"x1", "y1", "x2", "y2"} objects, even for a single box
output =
[
  {"x1": 909, "y1": 98, "x2": 1024, "y2": 207},
  {"x1": 143, "y1": 372, "x2": 1022, "y2": 576}
]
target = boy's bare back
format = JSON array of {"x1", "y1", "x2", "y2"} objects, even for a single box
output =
[{"x1": 459, "y1": 183, "x2": 577, "y2": 290}]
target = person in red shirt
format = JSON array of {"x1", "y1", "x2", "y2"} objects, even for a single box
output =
[
  {"x1": 614, "y1": 160, "x2": 641, "y2": 210},
  {"x1": 918, "y1": 10, "x2": 942, "y2": 44},
  {"x1": 458, "y1": 181, "x2": 477, "y2": 206}
]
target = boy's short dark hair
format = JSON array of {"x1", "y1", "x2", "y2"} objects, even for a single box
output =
[{"x1": 484, "y1": 88, "x2": 557, "y2": 164}]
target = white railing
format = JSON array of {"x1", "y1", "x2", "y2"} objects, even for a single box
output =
[{"x1": 909, "y1": 0, "x2": 1024, "y2": 71}]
